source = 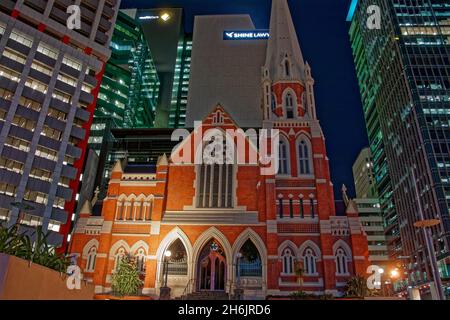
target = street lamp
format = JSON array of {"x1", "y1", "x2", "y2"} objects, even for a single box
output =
[
  {"x1": 160, "y1": 250, "x2": 172, "y2": 300},
  {"x1": 235, "y1": 252, "x2": 243, "y2": 300},
  {"x1": 413, "y1": 218, "x2": 445, "y2": 300},
  {"x1": 163, "y1": 250, "x2": 172, "y2": 287},
  {"x1": 390, "y1": 269, "x2": 399, "y2": 279}
]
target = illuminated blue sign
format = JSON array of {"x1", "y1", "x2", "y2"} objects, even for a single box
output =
[{"x1": 223, "y1": 30, "x2": 270, "y2": 40}]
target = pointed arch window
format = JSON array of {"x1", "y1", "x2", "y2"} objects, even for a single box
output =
[
  {"x1": 135, "y1": 248, "x2": 146, "y2": 273},
  {"x1": 335, "y1": 248, "x2": 348, "y2": 275},
  {"x1": 284, "y1": 59, "x2": 290, "y2": 77},
  {"x1": 114, "y1": 247, "x2": 127, "y2": 271},
  {"x1": 298, "y1": 139, "x2": 312, "y2": 175},
  {"x1": 303, "y1": 248, "x2": 317, "y2": 275},
  {"x1": 86, "y1": 246, "x2": 97, "y2": 272},
  {"x1": 271, "y1": 93, "x2": 277, "y2": 113},
  {"x1": 197, "y1": 135, "x2": 235, "y2": 208},
  {"x1": 278, "y1": 139, "x2": 289, "y2": 175},
  {"x1": 281, "y1": 248, "x2": 295, "y2": 274},
  {"x1": 285, "y1": 93, "x2": 294, "y2": 119}
]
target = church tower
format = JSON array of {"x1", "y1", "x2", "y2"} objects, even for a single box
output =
[
  {"x1": 262, "y1": 0, "x2": 335, "y2": 219},
  {"x1": 262, "y1": 0, "x2": 369, "y2": 295}
]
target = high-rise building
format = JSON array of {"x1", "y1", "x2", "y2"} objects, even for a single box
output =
[
  {"x1": 351, "y1": 148, "x2": 388, "y2": 266},
  {"x1": 83, "y1": 10, "x2": 160, "y2": 207},
  {"x1": 168, "y1": 34, "x2": 192, "y2": 128},
  {"x1": 89, "y1": 10, "x2": 159, "y2": 151},
  {"x1": 70, "y1": 0, "x2": 369, "y2": 299},
  {"x1": 124, "y1": 8, "x2": 192, "y2": 128},
  {"x1": 353, "y1": 147, "x2": 378, "y2": 199},
  {"x1": 349, "y1": 0, "x2": 450, "y2": 287},
  {"x1": 354, "y1": 199, "x2": 388, "y2": 266},
  {"x1": 185, "y1": 15, "x2": 267, "y2": 128},
  {"x1": 0, "y1": 0, "x2": 120, "y2": 247}
]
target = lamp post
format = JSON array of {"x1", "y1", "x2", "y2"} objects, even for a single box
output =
[
  {"x1": 160, "y1": 250, "x2": 172, "y2": 300},
  {"x1": 410, "y1": 168, "x2": 445, "y2": 300},
  {"x1": 235, "y1": 252, "x2": 243, "y2": 300}
]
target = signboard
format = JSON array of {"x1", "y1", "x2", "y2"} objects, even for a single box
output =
[{"x1": 223, "y1": 30, "x2": 270, "y2": 40}]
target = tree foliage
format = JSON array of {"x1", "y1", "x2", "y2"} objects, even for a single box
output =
[{"x1": 344, "y1": 274, "x2": 369, "y2": 298}]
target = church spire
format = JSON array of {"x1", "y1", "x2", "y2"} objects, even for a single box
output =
[{"x1": 264, "y1": 0, "x2": 305, "y2": 83}]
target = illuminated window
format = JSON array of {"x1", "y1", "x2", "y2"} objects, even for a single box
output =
[
  {"x1": 10, "y1": 29, "x2": 33, "y2": 47},
  {"x1": 278, "y1": 138, "x2": 290, "y2": 175},
  {"x1": 37, "y1": 42, "x2": 58, "y2": 59}
]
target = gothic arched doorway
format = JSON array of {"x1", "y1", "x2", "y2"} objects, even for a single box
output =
[{"x1": 198, "y1": 239, "x2": 226, "y2": 291}]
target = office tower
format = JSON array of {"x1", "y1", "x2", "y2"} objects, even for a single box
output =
[
  {"x1": 353, "y1": 147, "x2": 378, "y2": 199},
  {"x1": 185, "y1": 15, "x2": 267, "y2": 128},
  {"x1": 355, "y1": 199, "x2": 389, "y2": 266},
  {"x1": 350, "y1": 149, "x2": 389, "y2": 266},
  {"x1": 168, "y1": 34, "x2": 192, "y2": 128},
  {"x1": 84, "y1": 11, "x2": 160, "y2": 207},
  {"x1": 349, "y1": 0, "x2": 450, "y2": 286},
  {"x1": 124, "y1": 8, "x2": 192, "y2": 128},
  {"x1": 0, "y1": 0, "x2": 120, "y2": 247}
]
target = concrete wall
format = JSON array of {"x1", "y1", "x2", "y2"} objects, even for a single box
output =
[
  {"x1": 186, "y1": 15, "x2": 266, "y2": 128},
  {"x1": 0, "y1": 254, "x2": 94, "y2": 300}
]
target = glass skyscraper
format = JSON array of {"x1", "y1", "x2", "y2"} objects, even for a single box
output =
[
  {"x1": 349, "y1": 0, "x2": 450, "y2": 289},
  {"x1": 168, "y1": 35, "x2": 192, "y2": 128},
  {"x1": 85, "y1": 11, "x2": 160, "y2": 205}
]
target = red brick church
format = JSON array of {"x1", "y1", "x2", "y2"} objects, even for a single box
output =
[{"x1": 70, "y1": 0, "x2": 369, "y2": 299}]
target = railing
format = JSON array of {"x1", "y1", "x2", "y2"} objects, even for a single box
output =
[
  {"x1": 167, "y1": 262, "x2": 188, "y2": 276},
  {"x1": 237, "y1": 261, "x2": 262, "y2": 277},
  {"x1": 181, "y1": 278, "x2": 195, "y2": 300}
]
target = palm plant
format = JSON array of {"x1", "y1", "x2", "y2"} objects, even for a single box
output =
[
  {"x1": 111, "y1": 254, "x2": 144, "y2": 297},
  {"x1": 0, "y1": 223, "x2": 70, "y2": 273},
  {"x1": 0, "y1": 224, "x2": 24, "y2": 256},
  {"x1": 344, "y1": 275, "x2": 369, "y2": 298}
]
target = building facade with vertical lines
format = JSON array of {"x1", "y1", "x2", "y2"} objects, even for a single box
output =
[
  {"x1": 0, "y1": 0, "x2": 120, "y2": 248},
  {"x1": 349, "y1": 0, "x2": 450, "y2": 289}
]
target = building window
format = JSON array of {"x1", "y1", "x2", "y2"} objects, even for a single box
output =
[
  {"x1": 278, "y1": 139, "x2": 290, "y2": 175},
  {"x1": 303, "y1": 248, "x2": 317, "y2": 275},
  {"x1": 196, "y1": 136, "x2": 234, "y2": 208},
  {"x1": 10, "y1": 29, "x2": 33, "y2": 47},
  {"x1": 284, "y1": 92, "x2": 294, "y2": 119},
  {"x1": 271, "y1": 94, "x2": 277, "y2": 113},
  {"x1": 135, "y1": 248, "x2": 146, "y2": 273},
  {"x1": 212, "y1": 111, "x2": 224, "y2": 124},
  {"x1": 335, "y1": 248, "x2": 348, "y2": 275},
  {"x1": 197, "y1": 164, "x2": 233, "y2": 208},
  {"x1": 86, "y1": 247, "x2": 97, "y2": 272},
  {"x1": 114, "y1": 248, "x2": 127, "y2": 271},
  {"x1": 298, "y1": 138, "x2": 312, "y2": 175},
  {"x1": 37, "y1": 42, "x2": 58, "y2": 59},
  {"x1": 282, "y1": 248, "x2": 295, "y2": 274},
  {"x1": 284, "y1": 59, "x2": 290, "y2": 77}
]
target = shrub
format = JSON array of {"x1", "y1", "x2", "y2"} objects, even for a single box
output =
[
  {"x1": 0, "y1": 223, "x2": 71, "y2": 273},
  {"x1": 111, "y1": 255, "x2": 144, "y2": 297}
]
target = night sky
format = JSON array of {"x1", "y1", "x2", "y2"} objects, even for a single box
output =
[{"x1": 120, "y1": 0, "x2": 369, "y2": 199}]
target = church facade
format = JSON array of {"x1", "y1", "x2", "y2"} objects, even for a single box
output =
[{"x1": 69, "y1": 0, "x2": 369, "y2": 299}]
